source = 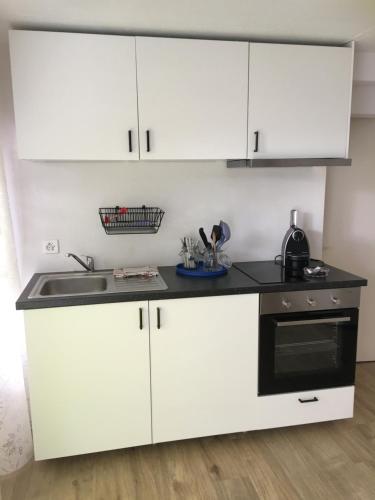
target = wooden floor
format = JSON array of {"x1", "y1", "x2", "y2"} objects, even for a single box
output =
[{"x1": 2, "y1": 362, "x2": 375, "y2": 500}]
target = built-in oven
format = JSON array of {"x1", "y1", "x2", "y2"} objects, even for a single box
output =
[{"x1": 258, "y1": 288, "x2": 360, "y2": 396}]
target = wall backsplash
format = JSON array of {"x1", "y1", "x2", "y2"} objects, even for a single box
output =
[{"x1": 9, "y1": 159, "x2": 326, "y2": 284}]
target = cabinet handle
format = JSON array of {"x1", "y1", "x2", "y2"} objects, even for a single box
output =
[
  {"x1": 139, "y1": 308, "x2": 143, "y2": 330},
  {"x1": 157, "y1": 307, "x2": 161, "y2": 330},
  {"x1": 254, "y1": 131, "x2": 259, "y2": 153},
  {"x1": 128, "y1": 130, "x2": 133, "y2": 153},
  {"x1": 146, "y1": 130, "x2": 151, "y2": 152},
  {"x1": 277, "y1": 317, "x2": 351, "y2": 327},
  {"x1": 298, "y1": 397, "x2": 319, "y2": 404}
]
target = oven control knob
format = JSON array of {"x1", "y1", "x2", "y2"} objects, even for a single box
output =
[
  {"x1": 307, "y1": 297, "x2": 317, "y2": 307},
  {"x1": 331, "y1": 296, "x2": 341, "y2": 305},
  {"x1": 281, "y1": 299, "x2": 292, "y2": 309}
]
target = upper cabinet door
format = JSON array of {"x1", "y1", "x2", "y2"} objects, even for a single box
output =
[
  {"x1": 9, "y1": 31, "x2": 139, "y2": 160},
  {"x1": 247, "y1": 43, "x2": 354, "y2": 159},
  {"x1": 136, "y1": 37, "x2": 248, "y2": 160}
]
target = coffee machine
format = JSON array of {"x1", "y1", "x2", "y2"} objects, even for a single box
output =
[{"x1": 281, "y1": 210, "x2": 310, "y2": 276}]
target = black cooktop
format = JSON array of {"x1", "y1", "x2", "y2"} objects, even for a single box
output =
[{"x1": 234, "y1": 260, "x2": 321, "y2": 284}]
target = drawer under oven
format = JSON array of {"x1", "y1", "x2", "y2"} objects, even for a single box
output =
[{"x1": 255, "y1": 386, "x2": 354, "y2": 430}]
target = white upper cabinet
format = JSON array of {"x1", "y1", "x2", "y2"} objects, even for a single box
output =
[
  {"x1": 247, "y1": 43, "x2": 354, "y2": 159},
  {"x1": 9, "y1": 30, "x2": 139, "y2": 160},
  {"x1": 9, "y1": 31, "x2": 354, "y2": 161},
  {"x1": 136, "y1": 37, "x2": 249, "y2": 160}
]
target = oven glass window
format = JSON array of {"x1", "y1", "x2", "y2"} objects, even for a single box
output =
[
  {"x1": 274, "y1": 319, "x2": 345, "y2": 378},
  {"x1": 259, "y1": 309, "x2": 358, "y2": 395}
]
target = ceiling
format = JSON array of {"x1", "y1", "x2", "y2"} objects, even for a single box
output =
[{"x1": 0, "y1": 0, "x2": 375, "y2": 51}]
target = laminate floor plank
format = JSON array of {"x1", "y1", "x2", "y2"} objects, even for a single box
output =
[{"x1": 2, "y1": 362, "x2": 375, "y2": 500}]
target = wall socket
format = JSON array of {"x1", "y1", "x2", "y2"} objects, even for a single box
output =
[{"x1": 43, "y1": 240, "x2": 59, "y2": 254}]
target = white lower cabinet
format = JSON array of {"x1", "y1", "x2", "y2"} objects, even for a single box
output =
[
  {"x1": 149, "y1": 294, "x2": 259, "y2": 443},
  {"x1": 24, "y1": 302, "x2": 151, "y2": 460},
  {"x1": 24, "y1": 293, "x2": 355, "y2": 460},
  {"x1": 255, "y1": 386, "x2": 355, "y2": 430}
]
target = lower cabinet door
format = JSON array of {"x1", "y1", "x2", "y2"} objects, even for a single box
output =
[
  {"x1": 25, "y1": 302, "x2": 151, "y2": 459},
  {"x1": 149, "y1": 294, "x2": 259, "y2": 443}
]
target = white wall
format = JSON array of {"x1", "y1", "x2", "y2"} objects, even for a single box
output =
[
  {"x1": 352, "y1": 51, "x2": 375, "y2": 117},
  {"x1": 353, "y1": 51, "x2": 375, "y2": 82},
  {"x1": 324, "y1": 118, "x2": 375, "y2": 361},
  {"x1": 9, "y1": 159, "x2": 326, "y2": 283},
  {"x1": 352, "y1": 84, "x2": 375, "y2": 117}
]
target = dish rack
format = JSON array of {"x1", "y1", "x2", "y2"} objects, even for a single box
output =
[{"x1": 99, "y1": 205, "x2": 165, "y2": 235}]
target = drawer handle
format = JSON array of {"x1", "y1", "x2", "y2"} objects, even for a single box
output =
[
  {"x1": 157, "y1": 307, "x2": 161, "y2": 330},
  {"x1": 139, "y1": 308, "x2": 143, "y2": 330},
  {"x1": 128, "y1": 130, "x2": 133, "y2": 153},
  {"x1": 254, "y1": 130, "x2": 259, "y2": 152},
  {"x1": 146, "y1": 130, "x2": 151, "y2": 152},
  {"x1": 298, "y1": 397, "x2": 319, "y2": 404}
]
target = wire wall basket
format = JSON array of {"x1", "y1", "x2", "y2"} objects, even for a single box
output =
[{"x1": 99, "y1": 205, "x2": 165, "y2": 235}]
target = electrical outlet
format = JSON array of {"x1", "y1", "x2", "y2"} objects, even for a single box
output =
[{"x1": 43, "y1": 240, "x2": 59, "y2": 254}]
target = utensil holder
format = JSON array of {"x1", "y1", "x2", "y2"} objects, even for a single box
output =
[
  {"x1": 203, "y1": 248, "x2": 232, "y2": 271},
  {"x1": 181, "y1": 250, "x2": 197, "y2": 269}
]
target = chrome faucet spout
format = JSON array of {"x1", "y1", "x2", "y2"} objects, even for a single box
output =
[{"x1": 66, "y1": 253, "x2": 95, "y2": 272}]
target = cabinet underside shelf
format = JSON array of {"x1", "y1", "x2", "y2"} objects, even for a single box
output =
[{"x1": 227, "y1": 158, "x2": 352, "y2": 168}]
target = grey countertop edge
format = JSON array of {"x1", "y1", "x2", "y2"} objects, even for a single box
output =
[{"x1": 16, "y1": 263, "x2": 368, "y2": 311}]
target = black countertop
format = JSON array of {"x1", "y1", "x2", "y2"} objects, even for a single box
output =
[{"x1": 16, "y1": 262, "x2": 367, "y2": 311}]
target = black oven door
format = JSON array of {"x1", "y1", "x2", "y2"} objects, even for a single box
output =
[{"x1": 258, "y1": 308, "x2": 358, "y2": 395}]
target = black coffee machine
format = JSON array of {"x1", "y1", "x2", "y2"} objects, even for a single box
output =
[{"x1": 281, "y1": 209, "x2": 310, "y2": 276}]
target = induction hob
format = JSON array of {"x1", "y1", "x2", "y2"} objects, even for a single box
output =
[{"x1": 234, "y1": 260, "x2": 323, "y2": 284}]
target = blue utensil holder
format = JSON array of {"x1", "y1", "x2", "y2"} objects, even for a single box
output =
[{"x1": 176, "y1": 263, "x2": 227, "y2": 278}]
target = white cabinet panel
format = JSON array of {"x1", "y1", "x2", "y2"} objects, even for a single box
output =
[
  {"x1": 255, "y1": 386, "x2": 354, "y2": 430},
  {"x1": 24, "y1": 302, "x2": 151, "y2": 459},
  {"x1": 136, "y1": 37, "x2": 248, "y2": 160},
  {"x1": 9, "y1": 30, "x2": 139, "y2": 160},
  {"x1": 248, "y1": 43, "x2": 354, "y2": 158},
  {"x1": 149, "y1": 294, "x2": 259, "y2": 443}
]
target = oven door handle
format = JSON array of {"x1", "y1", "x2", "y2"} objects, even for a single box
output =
[{"x1": 276, "y1": 317, "x2": 352, "y2": 327}]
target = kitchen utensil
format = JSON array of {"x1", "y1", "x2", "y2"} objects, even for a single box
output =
[
  {"x1": 211, "y1": 225, "x2": 221, "y2": 264},
  {"x1": 180, "y1": 237, "x2": 199, "y2": 269},
  {"x1": 211, "y1": 225, "x2": 222, "y2": 245},
  {"x1": 220, "y1": 220, "x2": 231, "y2": 241},
  {"x1": 216, "y1": 220, "x2": 231, "y2": 249},
  {"x1": 199, "y1": 228, "x2": 211, "y2": 250}
]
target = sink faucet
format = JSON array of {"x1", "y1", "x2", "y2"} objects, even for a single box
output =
[{"x1": 66, "y1": 253, "x2": 95, "y2": 272}]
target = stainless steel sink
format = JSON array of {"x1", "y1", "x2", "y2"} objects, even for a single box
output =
[
  {"x1": 28, "y1": 270, "x2": 168, "y2": 299},
  {"x1": 39, "y1": 276, "x2": 107, "y2": 296}
]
